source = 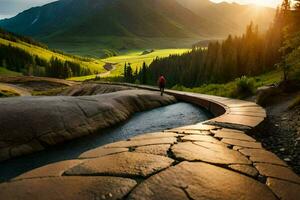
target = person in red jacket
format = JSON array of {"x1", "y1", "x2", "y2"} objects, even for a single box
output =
[{"x1": 158, "y1": 74, "x2": 166, "y2": 96}]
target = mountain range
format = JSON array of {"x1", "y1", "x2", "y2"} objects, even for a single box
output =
[{"x1": 0, "y1": 0, "x2": 275, "y2": 57}]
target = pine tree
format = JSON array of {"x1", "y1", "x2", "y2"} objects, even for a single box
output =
[
  {"x1": 126, "y1": 63, "x2": 133, "y2": 83},
  {"x1": 123, "y1": 62, "x2": 127, "y2": 81},
  {"x1": 134, "y1": 68, "x2": 138, "y2": 82},
  {"x1": 141, "y1": 62, "x2": 148, "y2": 84}
]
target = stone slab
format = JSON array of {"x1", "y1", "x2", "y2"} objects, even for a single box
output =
[
  {"x1": 14, "y1": 160, "x2": 83, "y2": 180},
  {"x1": 103, "y1": 137, "x2": 177, "y2": 148},
  {"x1": 79, "y1": 147, "x2": 128, "y2": 159},
  {"x1": 182, "y1": 135, "x2": 220, "y2": 143},
  {"x1": 229, "y1": 164, "x2": 259, "y2": 177},
  {"x1": 255, "y1": 163, "x2": 300, "y2": 184},
  {"x1": 214, "y1": 130, "x2": 256, "y2": 142},
  {"x1": 222, "y1": 138, "x2": 262, "y2": 149},
  {"x1": 128, "y1": 162, "x2": 276, "y2": 200},
  {"x1": 229, "y1": 107, "x2": 266, "y2": 114},
  {"x1": 267, "y1": 178, "x2": 300, "y2": 200},
  {"x1": 221, "y1": 128, "x2": 245, "y2": 133},
  {"x1": 212, "y1": 114, "x2": 264, "y2": 128},
  {"x1": 134, "y1": 144, "x2": 171, "y2": 156},
  {"x1": 65, "y1": 152, "x2": 174, "y2": 178},
  {"x1": 0, "y1": 176, "x2": 136, "y2": 200},
  {"x1": 229, "y1": 111, "x2": 267, "y2": 118},
  {"x1": 172, "y1": 129, "x2": 211, "y2": 135},
  {"x1": 233, "y1": 146, "x2": 244, "y2": 151},
  {"x1": 171, "y1": 142, "x2": 251, "y2": 165},
  {"x1": 168, "y1": 124, "x2": 218, "y2": 131},
  {"x1": 239, "y1": 148, "x2": 287, "y2": 166},
  {"x1": 130, "y1": 132, "x2": 177, "y2": 140}
]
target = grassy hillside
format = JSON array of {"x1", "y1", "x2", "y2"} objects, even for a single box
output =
[
  {"x1": 44, "y1": 36, "x2": 199, "y2": 58},
  {"x1": 0, "y1": 28, "x2": 191, "y2": 80},
  {"x1": 172, "y1": 70, "x2": 282, "y2": 98},
  {"x1": 104, "y1": 49, "x2": 190, "y2": 76},
  {"x1": 0, "y1": 38, "x2": 106, "y2": 73},
  {"x1": 0, "y1": 67, "x2": 22, "y2": 77},
  {"x1": 69, "y1": 49, "x2": 190, "y2": 81}
]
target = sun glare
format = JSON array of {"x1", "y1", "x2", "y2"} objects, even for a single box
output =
[{"x1": 210, "y1": 0, "x2": 283, "y2": 8}]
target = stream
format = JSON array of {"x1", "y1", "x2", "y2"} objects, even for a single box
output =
[{"x1": 0, "y1": 102, "x2": 212, "y2": 182}]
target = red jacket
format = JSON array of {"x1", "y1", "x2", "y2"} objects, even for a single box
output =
[{"x1": 158, "y1": 76, "x2": 166, "y2": 87}]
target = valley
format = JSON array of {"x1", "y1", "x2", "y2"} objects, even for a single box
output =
[
  {"x1": 69, "y1": 48, "x2": 190, "y2": 81},
  {"x1": 0, "y1": 33, "x2": 190, "y2": 81}
]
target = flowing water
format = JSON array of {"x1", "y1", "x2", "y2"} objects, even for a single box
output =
[{"x1": 0, "y1": 102, "x2": 212, "y2": 182}]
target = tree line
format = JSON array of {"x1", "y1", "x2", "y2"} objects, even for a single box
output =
[
  {"x1": 0, "y1": 44, "x2": 92, "y2": 78},
  {"x1": 123, "y1": 62, "x2": 148, "y2": 84},
  {"x1": 278, "y1": 0, "x2": 300, "y2": 81},
  {"x1": 0, "y1": 28, "x2": 48, "y2": 49},
  {"x1": 130, "y1": 0, "x2": 299, "y2": 88}
]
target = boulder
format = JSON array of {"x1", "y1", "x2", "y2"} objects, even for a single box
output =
[{"x1": 256, "y1": 85, "x2": 280, "y2": 106}]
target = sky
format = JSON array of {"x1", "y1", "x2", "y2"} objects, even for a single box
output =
[
  {"x1": 0, "y1": 0, "x2": 285, "y2": 19},
  {"x1": 0, "y1": 0, "x2": 56, "y2": 19}
]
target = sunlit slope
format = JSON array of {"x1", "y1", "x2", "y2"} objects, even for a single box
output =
[
  {"x1": 69, "y1": 49, "x2": 190, "y2": 81},
  {"x1": 104, "y1": 49, "x2": 190, "y2": 76},
  {"x1": 0, "y1": 38, "x2": 106, "y2": 73}
]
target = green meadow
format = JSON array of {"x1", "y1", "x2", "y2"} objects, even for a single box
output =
[{"x1": 69, "y1": 49, "x2": 190, "y2": 81}]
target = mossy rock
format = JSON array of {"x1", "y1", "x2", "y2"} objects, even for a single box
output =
[{"x1": 256, "y1": 86, "x2": 280, "y2": 107}]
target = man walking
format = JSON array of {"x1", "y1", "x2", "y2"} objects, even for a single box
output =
[{"x1": 158, "y1": 74, "x2": 166, "y2": 96}]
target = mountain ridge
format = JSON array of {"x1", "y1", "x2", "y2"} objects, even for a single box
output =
[{"x1": 0, "y1": 0, "x2": 275, "y2": 56}]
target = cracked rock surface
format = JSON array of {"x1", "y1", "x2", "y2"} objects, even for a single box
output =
[
  {"x1": 1, "y1": 124, "x2": 298, "y2": 200},
  {"x1": 0, "y1": 177, "x2": 137, "y2": 200},
  {"x1": 128, "y1": 161, "x2": 276, "y2": 200},
  {"x1": 172, "y1": 141, "x2": 251, "y2": 164},
  {"x1": 64, "y1": 152, "x2": 174, "y2": 178}
]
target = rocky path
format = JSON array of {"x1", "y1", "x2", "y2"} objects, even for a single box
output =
[
  {"x1": 1, "y1": 125, "x2": 298, "y2": 200},
  {"x1": 257, "y1": 92, "x2": 300, "y2": 175},
  {"x1": 0, "y1": 87, "x2": 299, "y2": 200},
  {"x1": 97, "y1": 63, "x2": 116, "y2": 77}
]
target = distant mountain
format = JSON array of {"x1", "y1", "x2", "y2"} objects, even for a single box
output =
[
  {"x1": 176, "y1": 0, "x2": 275, "y2": 33},
  {"x1": 0, "y1": 0, "x2": 275, "y2": 56}
]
